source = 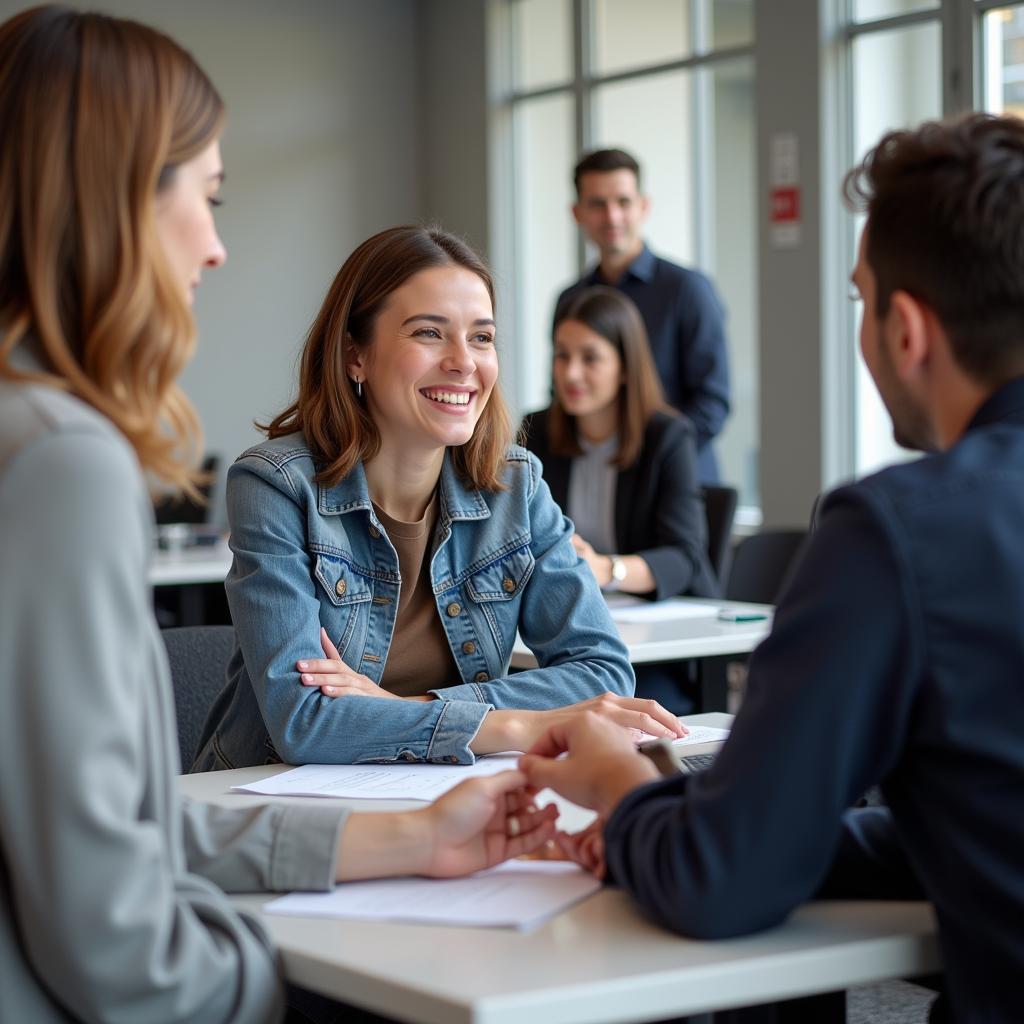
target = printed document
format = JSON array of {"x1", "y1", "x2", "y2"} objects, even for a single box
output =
[
  {"x1": 264, "y1": 860, "x2": 601, "y2": 930},
  {"x1": 672, "y1": 725, "x2": 731, "y2": 746},
  {"x1": 232, "y1": 755, "x2": 520, "y2": 802}
]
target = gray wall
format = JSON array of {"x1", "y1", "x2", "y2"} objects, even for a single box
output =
[
  {"x1": 0, "y1": 0, "x2": 422, "y2": 520},
  {"x1": 418, "y1": 0, "x2": 491, "y2": 257},
  {"x1": 2, "y1": 0, "x2": 836, "y2": 529}
]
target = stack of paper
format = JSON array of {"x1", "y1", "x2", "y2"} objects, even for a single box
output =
[
  {"x1": 264, "y1": 860, "x2": 601, "y2": 931},
  {"x1": 232, "y1": 755, "x2": 520, "y2": 802}
]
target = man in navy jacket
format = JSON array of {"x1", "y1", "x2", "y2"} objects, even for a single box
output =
[
  {"x1": 554, "y1": 148, "x2": 730, "y2": 483},
  {"x1": 522, "y1": 114, "x2": 1024, "y2": 1024}
]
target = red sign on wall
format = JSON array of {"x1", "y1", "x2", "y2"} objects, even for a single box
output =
[{"x1": 770, "y1": 186, "x2": 800, "y2": 223}]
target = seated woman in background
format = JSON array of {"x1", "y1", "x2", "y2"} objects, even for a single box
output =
[
  {"x1": 521, "y1": 287, "x2": 718, "y2": 714},
  {"x1": 193, "y1": 227, "x2": 681, "y2": 773},
  {"x1": 521, "y1": 286, "x2": 717, "y2": 602},
  {"x1": 0, "y1": 9, "x2": 555, "y2": 1023}
]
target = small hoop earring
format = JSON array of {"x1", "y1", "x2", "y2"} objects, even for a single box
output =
[{"x1": 353, "y1": 378, "x2": 363, "y2": 399}]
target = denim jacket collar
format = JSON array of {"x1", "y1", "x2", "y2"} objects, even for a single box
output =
[{"x1": 317, "y1": 449, "x2": 492, "y2": 527}]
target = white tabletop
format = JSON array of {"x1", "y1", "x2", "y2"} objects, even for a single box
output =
[
  {"x1": 150, "y1": 539, "x2": 233, "y2": 586},
  {"x1": 179, "y1": 713, "x2": 939, "y2": 1024},
  {"x1": 511, "y1": 597, "x2": 773, "y2": 668}
]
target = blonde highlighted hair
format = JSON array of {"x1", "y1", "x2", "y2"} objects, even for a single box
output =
[
  {"x1": 264, "y1": 225, "x2": 514, "y2": 492},
  {"x1": 0, "y1": 5, "x2": 224, "y2": 494}
]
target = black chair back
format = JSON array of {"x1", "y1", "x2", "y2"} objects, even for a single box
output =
[
  {"x1": 702, "y1": 484, "x2": 739, "y2": 584},
  {"x1": 161, "y1": 625, "x2": 235, "y2": 768},
  {"x1": 726, "y1": 529, "x2": 807, "y2": 605}
]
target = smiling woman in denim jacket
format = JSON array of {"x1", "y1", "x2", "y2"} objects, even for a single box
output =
[{"x1": 194, "y1": 226, "x2": 682, "y2": 770}]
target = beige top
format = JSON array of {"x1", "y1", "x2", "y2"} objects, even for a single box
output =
[{"x1": 374, "y1": 493, "x2": 460, "y2": 697}]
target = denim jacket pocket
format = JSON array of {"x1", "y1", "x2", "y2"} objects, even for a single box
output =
[
  {"x1": 313, "y1": 553, "x2": 372, "y2": 606},
  {"x1": 464, "y1": 545, "x2": 535, "y2": 602},
  {"x1": 313, "y1": 553, "x2": 372, "y2": 654}
]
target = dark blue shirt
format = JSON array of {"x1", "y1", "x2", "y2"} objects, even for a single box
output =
[
  {"x1": 604, "y1": 378, "x2": 1024, "y2": 1021},
  {"x1": 555, "y1": 244, "x2": 730, "y2": 483}
]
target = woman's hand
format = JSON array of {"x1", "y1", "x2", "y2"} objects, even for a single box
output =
[
  {"x1": 532, "y1": 692, "x2": 685, "y2": 741},
  {"x1": 335, "y1": 771, "x2": 558, "y2": 881},
  {"x1": 571, "y1": 534, "x2": 612, "y2": 587},
  {"x1": 297, "y1": 628, "x2": 403, "y2": 699},
  {"x1": 571, "y1": 534, "x2": 656, "y2": 595},
  {"x1": 472, "y1": 692, "x2": 686, "y2": 755},
  {"x1": 422, "y1": 771, "x2": 559, "y2": 877}
]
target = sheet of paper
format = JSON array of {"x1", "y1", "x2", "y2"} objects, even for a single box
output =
[
  {"x1": 671, "y1": 725, "x2": 731, "y2": 747},
  {"x1": 636, "y1": 724, "x2": 731, "y2": 746},
  {"x1": 264, "y1": 860, "x2": 601, "y2": 930},
  {"x1": 233, "y1": 755, "x2": 520, "y2": 802},
  {"x1": 609, "y1": 599, "x2": 720, "y2": 624}
]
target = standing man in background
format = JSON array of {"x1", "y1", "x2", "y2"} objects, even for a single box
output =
[{"x1": 554, "y1": 148, "x2": 730, "y2": 483}]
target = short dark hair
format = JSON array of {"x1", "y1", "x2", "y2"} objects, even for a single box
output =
[
  {"x1": 844, "y1": 113, "x2": 1024, "y2": 385},
  {"x1": 573, "y1": 148, "x2": 641, "y2": 197},
  {"x1": 548, "y1": 286, "x2": 671, "y2": 468}
]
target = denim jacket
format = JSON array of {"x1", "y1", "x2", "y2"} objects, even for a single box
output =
[{"x1": 192, "y1": 432, "x2": 634, "y2": 769}]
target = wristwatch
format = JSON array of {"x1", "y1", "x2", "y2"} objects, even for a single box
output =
[{"x1": 606, "y1": 554, "x2": 627, "y2": 591}]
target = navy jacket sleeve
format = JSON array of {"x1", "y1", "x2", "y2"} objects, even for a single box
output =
[{"x1": 603, "y1": 483, "x2": 924, "y2": 938}]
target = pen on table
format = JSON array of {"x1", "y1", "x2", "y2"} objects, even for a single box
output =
[{"x1": 717, "y1": 609, "x2": 769, "y2": 622}]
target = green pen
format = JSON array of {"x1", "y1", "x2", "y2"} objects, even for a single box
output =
[{"x1": 717, "y1": 609, "x2": 769, "y2": 622}]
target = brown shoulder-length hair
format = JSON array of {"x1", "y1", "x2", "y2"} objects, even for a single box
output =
[
  {"x1": 264, "y1": 225, "x2": 514, "y2": 492},
  {"x1": 548, "y1": 286, "x2": 671, "y2": 468},
  {"x1": 0, "y1": 5, "x2": 224, "y2": 495}
]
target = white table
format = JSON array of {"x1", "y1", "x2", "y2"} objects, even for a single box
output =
[
  {"x1": 150, "y1": 540, "x2": 233, "y2": 626},
  {"x1": 179, "y1": 713, "x2": 940, "y2": 1024},
  {"x1": 150, "y1": 539, "x2": 233, "y2": 586},
  {"x1": 512, "y1": 598, "x2": 773, "y2": 714},
  {"x1": 512, "y1": 598, "x2": 772, "y2": 668}
]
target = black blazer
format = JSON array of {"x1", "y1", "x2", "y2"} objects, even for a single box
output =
[{"x1": 521, "y1": 409, "x2": 718, "y2": 600}]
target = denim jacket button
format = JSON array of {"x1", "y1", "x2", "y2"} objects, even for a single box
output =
[
  {"x1": 368, "y1": 525, "x2": 380, "y2": 539},
  {"x1": 462, "y1": 641, "x2": 476, "y2": 654},
  {"x1": 474, "y1": 671, "x2": 489, "y2": 683},
  {"x1": 335, "y1": 579, "x2": 347, "y2": 597},
  {"x1": 502, "y1": 577, "x2": 515, "y2": 593},
  {"x1": 446, "y1": 602, "x2": 462, "y2": 617}
]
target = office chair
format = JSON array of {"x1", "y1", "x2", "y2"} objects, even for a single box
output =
[
  {"x1": 725, "y1": 529, "x2": 807, "y2": 605},
  {"x1": 701, "y1": 484, "x2": 739, "y2": 586},
  {"x1": 161, "y1": 625, "x2": 235, "y2": 768}
]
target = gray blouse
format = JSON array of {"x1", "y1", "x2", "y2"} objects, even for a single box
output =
[
  {"x1": 567, "y1": 433, "x2": 619, "y2": 554},
  {"x1": 0, "y1": 363, "x2": 348, "y2": 1023}
]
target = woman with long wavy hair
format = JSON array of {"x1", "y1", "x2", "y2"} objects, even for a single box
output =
[{"x1": 0, "y1": 8, "x2": 554, "y2": 1022}]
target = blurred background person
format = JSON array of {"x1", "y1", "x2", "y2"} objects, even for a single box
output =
[
  {"x1": 522, "y1": 286, "x2": 717, "y2": 713},
  {"x1": 554, "y1": 148, "x2": 730, "y2": 483}
]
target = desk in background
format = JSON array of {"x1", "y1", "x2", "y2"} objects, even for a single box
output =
[
  {"x1": 179, "y1": 712, "x2": 939, "y2": 1024},
  {"x1": 513, "y1": 598, "x2": 773, "y2": 713},
  {"x1": 150, "y1": 537, "x2": 233, "y2": 627}
]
